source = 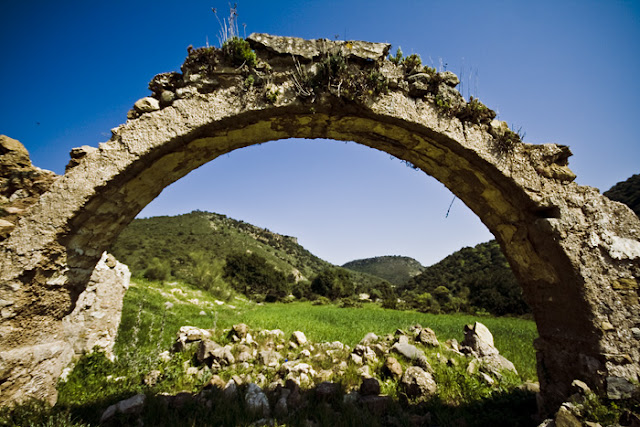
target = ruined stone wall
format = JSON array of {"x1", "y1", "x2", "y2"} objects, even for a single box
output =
[
  {"x1": 0, "y1": 34, "x2": 638, "y2": 413},
  {"x1": 0, "y1": 138, "x2": 130, "y2": 405}
]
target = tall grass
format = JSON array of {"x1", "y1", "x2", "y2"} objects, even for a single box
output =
[
  {"x1": 236, "y1": 302, "x2": 538, "y2": 379},
  {"x1": 117, "y1": 279, "x2": 537, "y2": 380}
]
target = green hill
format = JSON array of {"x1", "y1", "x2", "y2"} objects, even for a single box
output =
[
  {"x1": 342, "y1": 255, "x2": 424, "y2": 286},
  {"x1": 110, "y1": 210, "x2": 388, "y2": 301},
  {"x1": 603, "y1": 173, "x2": 640, "y2": 217}
]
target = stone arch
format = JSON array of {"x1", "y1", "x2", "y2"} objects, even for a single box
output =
[{"x1": 1, "y1": 34, "x2": 639, "y2": 413}]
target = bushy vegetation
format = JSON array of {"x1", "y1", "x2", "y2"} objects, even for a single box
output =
[
  {"x1": 603, "y1": 173, "x2": 640, "y2": 217},
  {"x1": 343, "y1": 255, "x2": 424, "y2": 286},
  {"x1": 221, "y1": 36, "x2": 256, "y2": 68},
  {"x1": 399, "y1": 240, "x2": 529, "y2": 316},
  {"x1": 223, "y1": 251, "x2": 293, "y2": 301},
  {"x1": 110, "y1": 211, "x2": 390, "y2": 303}
]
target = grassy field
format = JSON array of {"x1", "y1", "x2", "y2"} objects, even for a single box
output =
[{"x1": 118, "y1": 278, "x2": 538, "y2": 380}]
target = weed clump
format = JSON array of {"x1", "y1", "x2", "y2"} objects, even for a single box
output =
[
  {"x1": 455, "y1": 96, "x2": 497, "y2": 125},
  {"x1": 493, "y1": 128, "x2": 522, "y2": 156},
  {"x1": 221, "y1": 36, "x2": 256, "y2": 68}
]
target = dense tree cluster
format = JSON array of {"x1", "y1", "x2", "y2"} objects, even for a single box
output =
[
  {"x1": 603, "y1": 173, "x2": 640, "y2": 218},
  {"x1": 398, "y1": 241, "x2": 530, "y2": 316}
]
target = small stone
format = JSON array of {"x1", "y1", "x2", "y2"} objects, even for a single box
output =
[
  {"x1": 358, "y1": 365, "x2": 371, "y2": 378},
  {"x1": 555, "y1": 405, "x2": 582, "y2": 427},
  {"x1": 416, "y1": 328, "x2": 439, "y2": 347},
  {"x1": 602, "y1": 321, "x2": 615, "y2": 331},
  {"x1": 479, "y1": 372, "x2": 494, "y2": 386},
  {"x1": 232, "y1": 323, "x2": 249, "y2": 339},
  {"x1": 298, "y1": 349, "x2": 311, "y2": 359},
  {"x1": 391, "y1": 342, "x2": 426, "y2": 361},
  {"x1": 360, "y1": 332, "x2": 378, "y2": 345},
  {"x1": 606, "y1": 376, "x2": 636, "y2": 399},
  {"x1": 0, "y1": 219, "x2": 15, "y2": 238},
  {"x1": 100, "y1": 393, "x2": 146, "y2": 423},
  {"x1": 258, "y1": 350, "x2": 282, "y2": 367},
  {"x1": 291, "y1": 331, "x2": 307, "y2": 346},
  {"x1": 160, "y1": 90, "x2": 175, "y2": 105},
  {"x1": 133, "y1": 97, "x2": 160, "y2": 113},
  {"x1": 571, "y1": 379, "x2": 591, "y2": 395},
  {"x1": 396, "y1": 335, "x2": 409, "y2": 344},
  {"x1": 384, "y1": 356, "x2": 403, "y2": 379},
  {"x1": 350, "y1": 353, "x2": 363, "y2": 365},
  {"x1": 196, "y1": 339, "x2": 222, "y2": 364},
  {"x1": 144, "y1": 370, "x2": 161, "y2": 386},
  {"x1": 439, "y1": 71, "x2": 460, "y2": 87}
]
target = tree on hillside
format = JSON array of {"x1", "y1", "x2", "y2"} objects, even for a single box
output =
[
  {"x1": 223, "y1": 252, "x2": 292, "y2": 301},
  {"x1": 311, "y1": 267, "x2": 355, "y2": 300}
]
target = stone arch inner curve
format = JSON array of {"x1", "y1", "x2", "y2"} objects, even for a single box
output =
[{"x1": 1, "y1": 34, "x2": 639, "y2": 413}]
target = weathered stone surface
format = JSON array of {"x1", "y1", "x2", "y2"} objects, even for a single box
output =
[
  {"x1": 62, "y1": 252, "x2": 130, "y2": 359},
  {"x1": 0, "y1": 135, "x2": 57, "y2": 241},
  {"x1": 391, "y1": 342, "x2": 426, "y2": 361},
  {"x1": 1, "y1": 34, "x2": 639, "y2": 415},
  {"x1": 463, "y1": 321, "x2": 497, "y2": 357},
  {"x1": 360, "y1": 332, "x2": 378, "y2": 345},
  {"x1": 0, "y1": 340, "x2": 73, "y2": 406},
  {"x1": 247, "y1": 33, "x2": 390, "y2": 63}
]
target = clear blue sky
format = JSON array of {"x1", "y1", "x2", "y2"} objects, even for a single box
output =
[{"x1": 1, "y1": 0, "x2": 638, "y2": 266}]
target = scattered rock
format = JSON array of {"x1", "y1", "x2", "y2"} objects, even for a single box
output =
[
  {"x1": 400, "y1": 366, "x2": 437, "y2": 399},
  {"x1": 416, "y1": 328, "x2": 439, "y2": 347},
  {"x1": 258, "y1": 350, "x2": 282, "y2": 367},
  {"x1": 291, "y1": 331, "x2": 307, "y2": 346},
  {"x1": 391, "y1": 342, "x2": 426, "y2": 362},
  {"x1": 554, "y1": 404, "x2": 582, "y2": 427},
  {"x1": 196, "y1": 339, "x2": 222, "y2": 364},
  {"x1": 606, "y1": 376, "x2": 636, "y2": 399},
  {"x1": 384, "y1": 356, "x2": 403, "y2": 379},
  {"x1": 100, "y1": 393, "x2": 146, "y2": 423},
  {"x1": 232, "y1": 323, "x2": 249, "y2": 339},
  {"x1": 360, "y1": 332, "x2": 378, "y2": 345}
]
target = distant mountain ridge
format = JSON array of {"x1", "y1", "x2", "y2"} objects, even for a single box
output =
[{"x1": 342, "y1": 255, "x2": 424, "y2": 286}]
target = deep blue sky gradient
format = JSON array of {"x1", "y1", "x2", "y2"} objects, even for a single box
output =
[{"x1": 1, "y1": 0, "x2": 638, "y2": 265}]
